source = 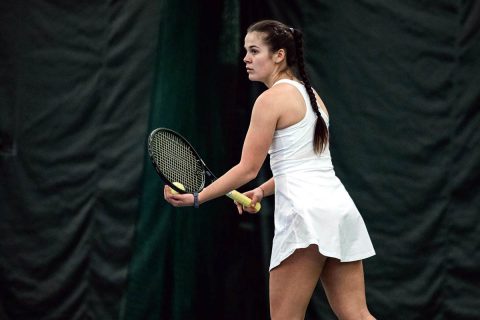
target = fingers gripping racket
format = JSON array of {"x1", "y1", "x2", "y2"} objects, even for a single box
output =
[{"x1": 148, "y1": 128, "x2": 261, "y2": 213}]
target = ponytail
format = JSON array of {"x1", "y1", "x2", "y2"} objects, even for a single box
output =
[{"x1": 291, "y1": 28, "x2": 328, "y2": 153}]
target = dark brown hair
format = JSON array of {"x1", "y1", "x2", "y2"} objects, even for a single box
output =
[{"x1": 247, "y1": 20, "x2": 328, "y2": 153}]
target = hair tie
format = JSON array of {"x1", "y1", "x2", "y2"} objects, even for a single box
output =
[{"x1": 289, "y1": 27, "x2": 294, "y2": 33}]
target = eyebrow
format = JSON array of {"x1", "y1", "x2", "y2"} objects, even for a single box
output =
[{"x1": 244, "y1": 45, "x2": 260, "y2": 50}]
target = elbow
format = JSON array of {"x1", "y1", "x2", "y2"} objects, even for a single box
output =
[
  {"x1": 238, "y1": 162, "x2": 260, "y2": 182},
  {"x1": 245, "y1": 169, "x2": 258, "y2": 182}
]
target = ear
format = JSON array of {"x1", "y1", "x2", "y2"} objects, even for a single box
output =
[{"x1": 274, "y1": 49, "x2": 286, "y2": 64}]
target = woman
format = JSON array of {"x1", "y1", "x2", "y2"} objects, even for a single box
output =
[{"x1": 164, "y1": 20, "x2": 376, "y2": 320}]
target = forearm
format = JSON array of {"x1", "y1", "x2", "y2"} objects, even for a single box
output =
[{"x1": 198, "y1": 163, "x2": 257, "y2": 205}]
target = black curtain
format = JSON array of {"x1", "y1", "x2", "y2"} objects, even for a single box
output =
[
  {"x1": 0, "y1": 1, "x2": 159, "y2": 318},
  {"x1": 125, "y1": 1, "x2": 480, "y2": 319},
  {"x1": 1, "y1": 1, "x2": 479, "y2": 319}
]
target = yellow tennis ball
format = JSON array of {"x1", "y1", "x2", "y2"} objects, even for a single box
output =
[{"x1": 170, "y1": 182, "x2": 185, "y2": 194}]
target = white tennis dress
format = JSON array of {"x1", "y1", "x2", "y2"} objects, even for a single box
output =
[{"x1": 268, "y1": 79, "x2": 375, "y2": 271}]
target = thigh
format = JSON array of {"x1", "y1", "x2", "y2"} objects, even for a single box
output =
[
  {"x1": 320, "y1": 259, "x2": 371, "y2": 319},
  {"x1": 269, "y1": 245, "x2": 326, "y2": 320}
]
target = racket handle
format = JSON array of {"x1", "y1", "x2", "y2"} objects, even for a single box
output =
[{"x1": 227, "y1": 190, "x2": 261, "y2": 213}]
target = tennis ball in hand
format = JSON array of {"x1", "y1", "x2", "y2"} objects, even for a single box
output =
[{"x1": 170, "y1": 182, "x2": 185, "y2": 194}]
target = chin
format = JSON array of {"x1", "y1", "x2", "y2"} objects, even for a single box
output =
[{"x1": 247, "y1": 74, "x2": 263, "y2": 82}]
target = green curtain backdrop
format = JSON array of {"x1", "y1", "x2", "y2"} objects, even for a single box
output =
[
  {"x1": 122, "y1": 1, "x2": 272, "y2": 319},
  {"x1": 0, "y1": 0, "x2": 159, "y2": 319},
  {"x1": 125, "y1": 0, "x2": 480, "y2": 319},
  {"x1": 1, "y1": 0, "x2": 479, "y2": 319}
]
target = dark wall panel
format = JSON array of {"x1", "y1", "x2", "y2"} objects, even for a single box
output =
[
  {"x1": 1, "y1": 0, "x2": 479, "y2": 319},
  {"x1": 0, "y1": 1, "x2": 159, "y2": 318}
]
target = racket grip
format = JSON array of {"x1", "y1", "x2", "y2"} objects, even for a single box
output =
[{"x1": 227, "y1": 190, "x2": 261, "y2": 213}]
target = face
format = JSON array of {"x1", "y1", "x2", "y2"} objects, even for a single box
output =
[{"x1": 243, "y1": 31, "x2": 277, "y2": 84}]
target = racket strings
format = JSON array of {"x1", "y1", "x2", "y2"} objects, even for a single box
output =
[{"x1": 150, "y1": 131, "x2": 204, "y2": 193}]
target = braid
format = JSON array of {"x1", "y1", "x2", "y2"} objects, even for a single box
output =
[{"x1": 292, "y1": 28, "x2": 328, "y2": 153}]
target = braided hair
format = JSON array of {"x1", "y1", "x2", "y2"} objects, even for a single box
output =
[{"x1": 247, "y1": 20, "x2": 328, "y2": 153}]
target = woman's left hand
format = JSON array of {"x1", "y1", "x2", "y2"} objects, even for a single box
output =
[{"x1": 163, "y1": 185, "x2": 195, "y2": 207}]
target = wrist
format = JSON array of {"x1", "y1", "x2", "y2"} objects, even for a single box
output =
[
  {"x1": 258, "y1": 186, "x2": 265, "y2": 198},
  {"x1": 196, "y1": 190, "x2": 207, "y2": 207},
  {"x1": 193, "y1": 192, "x2": 199, "y2": 208}
]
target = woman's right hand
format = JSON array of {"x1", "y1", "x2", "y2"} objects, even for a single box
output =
[{"x1": 235, "y1": 187, "x2": 264, "y2": 215}]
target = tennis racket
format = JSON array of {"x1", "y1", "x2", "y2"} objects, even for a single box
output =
[{"x1": 148, "y1": 128, "x2": 261, "y2": 212}]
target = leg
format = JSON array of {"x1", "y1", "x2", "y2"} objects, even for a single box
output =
[
  {"x1": 269, "y1": 245, "x2": 326, "y2": 320},
  {"x1": 320, "y1": 259, "x2": 375, "y2": 320}
]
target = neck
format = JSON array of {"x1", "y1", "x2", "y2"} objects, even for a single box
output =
[{"x1": 265, "y1": 69, "x2": 296, "y2": 88}]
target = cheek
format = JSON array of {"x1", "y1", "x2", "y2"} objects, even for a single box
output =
[{"x1": 255, "y1": 57, "x2": 271, "y2": 70}]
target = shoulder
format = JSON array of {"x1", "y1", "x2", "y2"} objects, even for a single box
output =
[
  {"x1": 266, "y1": 82, "x2": 299, "y2": 98},
  {"x1": 254, "y1": 83, "x2": 298, "y2": 108}
]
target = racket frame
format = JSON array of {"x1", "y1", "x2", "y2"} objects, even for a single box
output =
[{"x1": 148, "y1": 127, "x2": 211, "y2": 194}]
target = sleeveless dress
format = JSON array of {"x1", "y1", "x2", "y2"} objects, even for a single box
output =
[{"x1": 268, "y1": 79, "x2": 375, "y2": 271}]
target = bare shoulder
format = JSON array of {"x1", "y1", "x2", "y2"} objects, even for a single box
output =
[
  {"x1": 255, "y1": 83, "x2": 299, "y2": 108},
  {"x1": 268, "y1": 83, "x2": 299, "y2": 99}
]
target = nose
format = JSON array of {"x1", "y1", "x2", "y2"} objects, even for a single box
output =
[{"x1": 243, "y1": 53, "x2": 250, "y2": 64}]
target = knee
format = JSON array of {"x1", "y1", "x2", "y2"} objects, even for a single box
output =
[
  {"x1": 270, "y1": 304, "x2": 307, "y2": 320},
  {"x1": 270, "y1": 308, "x2": 306, "y2": 320},
  {"x1": 335, "y1": 307, "x2": 375, "y2": 320},
  {"x1": 271, "y1": 314, "x2": 305, "y2": 320}
]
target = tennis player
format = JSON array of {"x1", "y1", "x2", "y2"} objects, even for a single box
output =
[{"x1": 164, "y1": 19, "x2": 376, "y2": 320}]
